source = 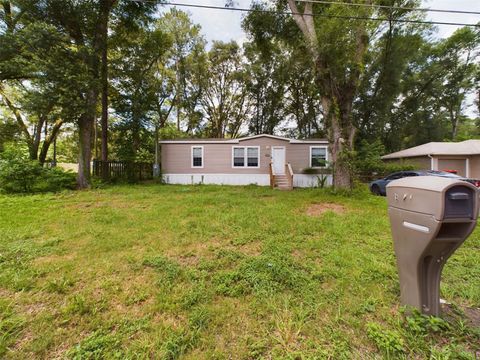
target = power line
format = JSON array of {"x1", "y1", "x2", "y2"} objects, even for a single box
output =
[
  {"x1": 296, "y1": 0, "x2": 480, "y2": 16},
  {"x1": 131, "y1": 1, "x2": 480, "y2": 27}
]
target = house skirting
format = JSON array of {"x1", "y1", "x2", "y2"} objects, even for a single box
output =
[{"x1": 162, "y1": 174, "x2": 333, "y2": 188}]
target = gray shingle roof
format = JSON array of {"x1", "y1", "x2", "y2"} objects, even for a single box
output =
[{"x1": 382, "y1": 140, "x2": 480, "y2": 159}]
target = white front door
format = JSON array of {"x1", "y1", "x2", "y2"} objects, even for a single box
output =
[{"x1": 272, "y1": 147, "x2": 286, "y2": 174}]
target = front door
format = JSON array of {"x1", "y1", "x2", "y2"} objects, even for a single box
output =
[{"x1": 272, "y1": 147, "x2": 286, "y2": 175}]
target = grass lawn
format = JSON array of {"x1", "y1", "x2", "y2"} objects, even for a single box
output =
[{"x1": 0, "y1": 184, "x2": 479, "y2": 359}]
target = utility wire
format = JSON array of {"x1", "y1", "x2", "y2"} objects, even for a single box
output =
[
  {"x1": 295, "y1": 0, "x2": 480, "y2": 16},
  {"x1": 130, "y1": 0, "x2": 480, "y2": 27}
]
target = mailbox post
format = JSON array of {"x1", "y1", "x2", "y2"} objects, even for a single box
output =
[{"x1": 386, "y1": 176, "x2": 479, "y2": 316}]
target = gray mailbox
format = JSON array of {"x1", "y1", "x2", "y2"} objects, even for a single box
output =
[{"x1": 386, "y1": 176, "x2": 479, "y2": 316}]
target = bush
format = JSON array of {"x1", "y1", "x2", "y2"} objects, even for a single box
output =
[
  {"x1": 355, "y1": 140, "x2": 416, "y2": 182},
  {"x1": 38, "y1": 166, "x2": 77, "y2": 193},
  {"x1": 0, "y1": 147, "x2": 43, "y2": 193},
  {"x1": 0, "y1": 147, "x2": 76, "y2": 193}
]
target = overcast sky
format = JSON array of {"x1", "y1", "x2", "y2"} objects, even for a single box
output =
[{"x1": 161, "y1": 0, "x2": 480, "y2": 43}]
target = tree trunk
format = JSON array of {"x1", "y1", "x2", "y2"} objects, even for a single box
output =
[
  {"x1": 132, "y1": 112, "x2": 141, "y2": 158},
  {"x1": 323, "y1": 97, "x2": 355, "y2": 190},
  {"x1": 99, "y1": 0, "x2": 113, "y2": 182},
  {"x1": 100, "y1": 7, "x2": 109, "y2": 164},
  {"x1": 176, "y1": 57, "x2": 182, "y2": 130},
  {"x1": 39, "y1": 119, "x2": 64, "y2": 165},
  {"x1": 153, "y1": 123, "x2": 160, "y2": 178},
  {"x1": 77, "y1": 113, "x2": 94, "y2": 189},
  {"x1": 31, "y1": 117, "x2": 44, "y2": 161}
]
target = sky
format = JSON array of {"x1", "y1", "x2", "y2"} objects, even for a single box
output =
[{"x1": 161, "y1": 0, "x2": 480, "y2": 44}]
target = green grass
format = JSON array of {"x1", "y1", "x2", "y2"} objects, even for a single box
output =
[{"x1": 0, "y1": 184, "x2": 479, "y2": 359}]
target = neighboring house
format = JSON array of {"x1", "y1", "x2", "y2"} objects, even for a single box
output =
[
  {"x1": 160, "y1": 134, "x2": 331, "y2": 189},
  {"x1": 381, "y1": 140, "x2": 480, "y2": 178}
]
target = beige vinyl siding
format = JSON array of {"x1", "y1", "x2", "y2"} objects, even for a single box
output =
[
  {"x1": 161, "y1": 136, "x2": 329, "y2": 175},
  {"x1": 437, "y1": 158, "x2": 467, "y2": 176},
  {"x1": 384, "y1": 156, "x2": 431, "y2": 170},
  {"x1": 405, "y1": 156, "x2": 431, "y2": 170},
  {"x1": 469, "y1": 156, "x2": 480, "y2": 178}
]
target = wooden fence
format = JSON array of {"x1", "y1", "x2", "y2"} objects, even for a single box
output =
[{"x1": 92, "y1": 160, "x2": 154, "y2": 181}]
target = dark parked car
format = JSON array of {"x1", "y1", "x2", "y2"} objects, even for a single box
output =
[{"x1": 369, "y1": 170, "x2": 480, "y2": 196}]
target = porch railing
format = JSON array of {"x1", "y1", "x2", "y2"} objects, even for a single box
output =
[
  {"x1": 286, "y1": 163, "x2": 294, "y2": 189},
  {"x1": 269, "y1": 162, "x2": 275, "y2": 188}
]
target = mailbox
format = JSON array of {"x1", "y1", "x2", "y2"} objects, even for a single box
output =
[{"x1": 386, "y1": 176, "x2": 479, "y2": 316}]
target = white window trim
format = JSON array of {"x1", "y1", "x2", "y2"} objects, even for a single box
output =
[
  {"x1": 191, "y1": 146, "x2": 204, "y2": 169},
  {"x1": 232, "y1": 146, "x2": 261, "y2": 169},
  {"x1": 310, "y1": 146, "x2": 328, "y2": 168}
]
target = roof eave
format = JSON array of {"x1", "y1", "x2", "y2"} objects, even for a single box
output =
[
  {"x1": 159, "y1": 139, "x2": 239, "y2": 144},
  {"x1": 159, "y1": 134, "x2": 329, "y2": 144},
  {"x1": 382, "y1": 152, "x2": 480, "y2": 160}
]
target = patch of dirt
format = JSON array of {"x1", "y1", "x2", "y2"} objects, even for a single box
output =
[
  {"x1": 65, "y1": 197, "x2": 153, "y2": 211},
  {"x1": 443, "y1": 303, "x2": 480, "y2": 327},
  {"x1": 291, "y1": 249, "x2": 305, "y2": 260},
  {"x1": 13, "y1": 330, "x2": 34, "y2": 351},
  {"x1": 237, "y1": 242, "x2": 262, "y2": 257},
  {"x1": 23, "y1": 302, "x2": 46, "y2": 316},
  {"x1": 33, "y1": 253, "x2": 75, "y2": 266},
  {"x1": 463, "y1": 307, "x2": 480, "y2": 327},
  {"x1": 152, "y1": 312, "x2": 186, "y2": 329},
  {"x1": 305, "y1": 203, "x2": 346, "y2": 217},
  {"x1": 48, "y1": 342, "x2": 71, "y2": 360},
  {"x1": 166, "y1": 237, "x2": 227, "y2": 265},
  {"x1": 67, "y1": 201, "x2": 104, "y2": 209},
  {"x1": 169, "y1": 239, "x2": 263, "y2": 266},
  {"x1": 0, "y1": 287, "x2": 15, "y2": 298},
  {"x1": 175, "y1": 254, "x2": 201, "y2": 266}
]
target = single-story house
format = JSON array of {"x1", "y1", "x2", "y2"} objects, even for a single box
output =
[
  {"x1": 381, "y1": 139, "x2": 480, "y2": 178},
  {"x1": 160, "y1": 134, "x2": 332, "y2": 188}
]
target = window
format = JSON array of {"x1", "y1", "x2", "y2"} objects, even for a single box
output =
[
  {"x1": 386, "y1": 172, "x2": 403, "y2": 180},
  {"x1": 192, "y1": 146, "x2": 203, "y2": 168},
  {"x1": 247, "y1": 147, "x2": 259, "y2": 167},
  {"x1": 310, "y1": 146, "x2": 328, "y2": 168},
  {"x1": 233, "y1": 147, "x2": 245, "y2": 167},
  {"x1": 233, "y1": 146, "x2": 260, "y2": 168}
]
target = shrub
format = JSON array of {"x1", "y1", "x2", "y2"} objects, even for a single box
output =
[
  {"x1": 38, "y1": 166, "x2": 77, "y2": 192},
  {"x1": 302, "y1": 167, "x2": 320, "y2": 175},
  {"x1": 0, "y1": 146, "x2": 76, "y2": 193},
  {"x1": 0, "y1": 147, "x2": 43, "y2": 193},
  {"x1": 355, "y1": 140, "x2": 416, "y2": 182}
]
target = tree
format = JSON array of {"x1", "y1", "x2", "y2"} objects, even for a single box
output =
[
  {"x1": 0, "y1": 83, "x2": 64, "y2": 164},
  {"x1": 3, "y1": 0, "x2": 160, "y2": 188},
  {"x1": 0, "y1": 5, "x2": 77, "y2": 164},
  {"x1": 354, "y1": 16, "x2": 427, "y2": 151},
  {"x1": 110, "y1": 19, "x2": 172, "y2": 161},
  {"x1": 199, "y1": 41, "x2": 250, "y2": 138},
  {"x1": 244, "y1": 41, "x2": 287, "y2": 135},
  {"x1": 283, "y1": 50, "x2": 324, "y2": 138},
  {"x1": 355, "y1": 24, "x2": 479, "y2": 153},
  {"x1": 99, "y1": 0, "x2": 117, "y2": 165},
  {"x1": 285, "y1": 0, "x2": 375, "y2": 189},
  {"x1": 245, "y1": 1, "x2": 423, "y2": 189},
  {"x1": 0, "y1": 110, "x2": 20, "y2": 152},
  {"x1": 157, "y1": 9, "x2": 206, "y2": 131},
  {"x1": 242, "y1": 12, "x2": 324, "y2": 138},
  {"x1": 434, "y1": 27, "x2": 479, "y2": 139}
]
